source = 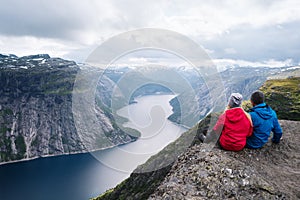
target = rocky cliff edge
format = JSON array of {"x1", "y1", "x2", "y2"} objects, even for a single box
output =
[{"x1": 95, "y1": 119, "x2": 300, "y2": 200}]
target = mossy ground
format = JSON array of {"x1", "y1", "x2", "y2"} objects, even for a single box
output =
[{"x1": 260, "y1": 77, "x2": 300, "y2": 121}]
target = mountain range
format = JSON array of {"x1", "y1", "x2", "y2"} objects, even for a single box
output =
[{"x1": 0, "y1": 53, "x2": 298, "y2": 165}]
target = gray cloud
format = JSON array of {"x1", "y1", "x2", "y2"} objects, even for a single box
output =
[
  {"x1": 0, "y1": 1, "x2": 82, "y2": 39},
  {"x1": 0, "y1": 0, "x2": 299, "y2": 64},
  {"x1": 202, "y1": 21, "x2": 300, "y2": 63},
  {"x1": 0, "y1": 0, "x2": 120, "y2": 41}
]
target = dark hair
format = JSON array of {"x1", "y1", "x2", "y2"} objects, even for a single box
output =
[{"x1": 251, "y1": 91, "x2": 265, "y2": 105}]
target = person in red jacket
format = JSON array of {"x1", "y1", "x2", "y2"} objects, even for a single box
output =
[{"x1": 210, "y1": 93, "x2": 253, "y2": 151}]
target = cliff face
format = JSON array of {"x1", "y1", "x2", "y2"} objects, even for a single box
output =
[
  {"x1": 0, "y1": 54, "x2": 136, "y2": 163},
  {"x1": 149, "y1": 120, "x2": 299, "y2": 199},
  {"x1": 96, "y1": 119, "x2": 300, "y2": 200}
]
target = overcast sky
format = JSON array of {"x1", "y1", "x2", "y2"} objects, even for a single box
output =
[{"x1": 0, "y1": 0, "x2": 300, "y2": 67}]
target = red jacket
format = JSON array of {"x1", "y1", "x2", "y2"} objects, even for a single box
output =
[{"x1": 213, "y1": 107, "x2": 253, "y2": 151}]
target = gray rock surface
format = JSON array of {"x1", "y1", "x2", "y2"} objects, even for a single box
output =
[
  {"x1": 95, "y1": 120, "x2": 300, "y2": 200},
  {"x1": 149, "y1": 120, "x2": 300, "y2": 199}
]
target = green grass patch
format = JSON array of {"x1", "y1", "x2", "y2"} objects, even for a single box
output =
[{"x1": 260, "y1": 77, "x2": 300, "y2": 121}]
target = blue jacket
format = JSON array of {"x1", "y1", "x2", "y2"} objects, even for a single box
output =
[{"x1": 246, "y1": 103, "x2": 282, "y2": 149}]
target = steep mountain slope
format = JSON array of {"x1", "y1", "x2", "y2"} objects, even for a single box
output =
[
  {"x1": 168, "y1": 66, "x2": 294, "y2": 126},
  {"x1": 0, "y1": 54, "x2": 137, "y2": 163}
]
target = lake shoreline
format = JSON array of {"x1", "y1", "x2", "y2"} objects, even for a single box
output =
[
  {"x1": 0, "y1": 94, "x2": 188, "y2": 200},
  {"x1": 0, "y1": 139, "x2": 136, "y2": 166},
  {"x1": 0, "y1": 94, "x2": 181, "y2": 167}
]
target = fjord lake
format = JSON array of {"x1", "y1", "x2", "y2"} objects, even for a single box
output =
[{"x1": 0, "y1": 95, "x2": 187, "y2": 200}]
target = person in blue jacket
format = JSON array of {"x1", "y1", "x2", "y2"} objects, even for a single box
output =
[{"x1": 246, "y1": 91, "x2": 283, "y2": 148}]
